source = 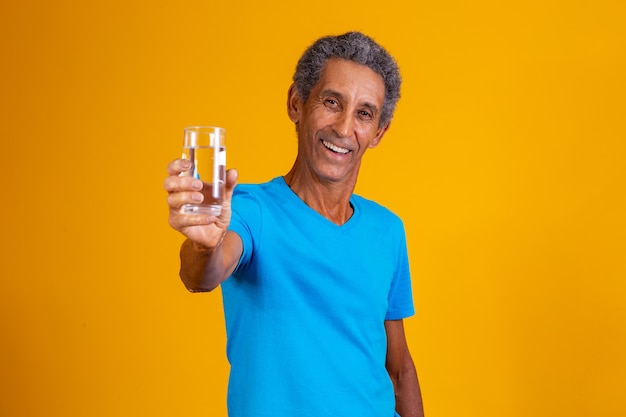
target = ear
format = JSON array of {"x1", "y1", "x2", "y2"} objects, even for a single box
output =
[
  {"x1": 368, "y1": 122, "x2": 390, "y2": 149},
  {"x1": 287, "y1": 84, "x2": 302, "y2": 123}
]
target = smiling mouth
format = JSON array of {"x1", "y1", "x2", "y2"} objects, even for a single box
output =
[{"x1": 322, "y1": 140, "x2": 350, "y2": 154}]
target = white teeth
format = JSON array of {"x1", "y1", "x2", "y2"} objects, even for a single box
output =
[{"x1": 323, "y1": 140, "x2": 350, "y2": 154}]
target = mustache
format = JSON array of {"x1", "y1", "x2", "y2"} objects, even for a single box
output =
[{"x1": 321, "y1": 128, "x2": 351, "y2": 145}]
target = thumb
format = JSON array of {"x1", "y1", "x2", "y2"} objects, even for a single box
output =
[{"x1": 224, "y1": 169, "x2": 238, "y2": 200}]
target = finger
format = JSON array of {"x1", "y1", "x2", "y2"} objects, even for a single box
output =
[
  {"x1": 167, "y1": 188, "x2": 205, "y2": 208},
  {"x1": 168, "y1": 211, "x2": 217, "y2": 230},
  {"x1": 167, "y1": 158, "x2": 192, "y2": 176},
  {"x1": 220, "y1": 169, "x2": 238, "y2": 213},
  {"x1": 214, "y1": 169, "x2": 238, "y2": 225},
  {"x1": 224, "y1": 168, "x2": 238, "y2": 195},
  {"x1": 164, "y1": 174, "x2": 203, "y2": 193}
]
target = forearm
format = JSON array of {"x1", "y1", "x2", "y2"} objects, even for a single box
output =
[
  {"x1": 385, "y1": 320, "x2": 425, "y2": 417},
  {"x1": 179, "y1": 238, "x2": 226, "y2": 292},
  {"x1": 394, "y1": 363, "x2": 424, "y2": 417}
]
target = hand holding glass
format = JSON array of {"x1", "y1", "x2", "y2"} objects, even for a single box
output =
[{"x1": 181, "y1": 126, "x2": 226, "y2": 216}]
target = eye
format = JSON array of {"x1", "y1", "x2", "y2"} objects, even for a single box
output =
[
  {"x1": 324, "y1": 98, "x2": 339, "y2": 108},
  {"x1": 358, "y1": 110, "x2": 373, "y2": 119}
]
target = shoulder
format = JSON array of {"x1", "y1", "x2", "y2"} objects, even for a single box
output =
[
  {"x1": 352, "y1": 194, "x2": 404, "y2": 226},
  {"x1": 231, "y1": 177, "x2": 288, "y2": 219},
  {"x1": 233, "y1": 177, "x2": 284, "y2": 198}
]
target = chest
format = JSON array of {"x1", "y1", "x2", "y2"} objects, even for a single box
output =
[{"x1": 251, "y1": 217, "x2": 398, "y2": 320}]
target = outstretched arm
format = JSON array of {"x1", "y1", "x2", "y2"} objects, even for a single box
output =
[{"x1": 165, "y1": 159, "x2": 242, "y2": 291}]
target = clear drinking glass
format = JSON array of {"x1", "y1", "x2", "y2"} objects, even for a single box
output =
[{"x1": 181, "y1": 126, "x2": 226, "y2": 216}]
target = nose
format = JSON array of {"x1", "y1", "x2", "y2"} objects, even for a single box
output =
[{"x1": 332, "y1": 111, "x2": 354, "y2": 138}]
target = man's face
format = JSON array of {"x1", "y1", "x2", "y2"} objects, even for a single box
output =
[{"x1": 288, "y1": 58, "x2": 388, "y2": 185}]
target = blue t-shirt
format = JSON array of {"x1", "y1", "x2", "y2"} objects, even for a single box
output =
[{"x1": 222, "y1": 177, "x2": 414, "y2": 417}]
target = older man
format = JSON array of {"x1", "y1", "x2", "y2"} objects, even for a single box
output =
[{"x1": 165, "y1": 32, "x2": 424, "y2": 417}]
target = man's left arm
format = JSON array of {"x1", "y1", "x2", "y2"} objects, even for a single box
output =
[{"x1": 385, "y1": 319, "x2": 424, "y2": 417}]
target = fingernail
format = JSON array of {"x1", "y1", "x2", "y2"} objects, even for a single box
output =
[
  {"x1": 191, "y1": 193, "x2": 203, "y2": 202},
  {"x1": 192, "y1": 180, "x2": 203, "y2": 190}
]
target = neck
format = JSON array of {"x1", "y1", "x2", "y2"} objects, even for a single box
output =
[{"x1": 283, "y1": 166, "x2": 356, "y2": 226}]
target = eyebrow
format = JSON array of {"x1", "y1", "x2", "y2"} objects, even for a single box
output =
[{"x1": 321, "y1": 89, "x2": 380, "y2": 116}]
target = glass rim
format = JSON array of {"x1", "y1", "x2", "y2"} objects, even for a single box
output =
[{"x1": 184, "y1": 125, "x2": 225, "y2": 133}]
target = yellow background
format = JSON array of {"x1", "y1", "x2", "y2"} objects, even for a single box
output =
[{"x1": 1, "y1": 1, "x2": 624, "y2": 416}]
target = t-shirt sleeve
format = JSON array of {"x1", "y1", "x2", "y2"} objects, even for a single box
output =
[
  {"x1": 385, "y1": 221, "x2": 415, "y2": 320},
  {"x1": 228, "y1": 185, "x2": 262, "y2": 277}
]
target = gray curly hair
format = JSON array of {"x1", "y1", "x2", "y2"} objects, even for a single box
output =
[{"x1": 293, "y1": 31, "x2": 402, "y2": 128}]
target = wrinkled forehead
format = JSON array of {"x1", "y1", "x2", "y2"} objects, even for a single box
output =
[{"x1": 315, "y1": 58, "x2": 385, "y2": 107}]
